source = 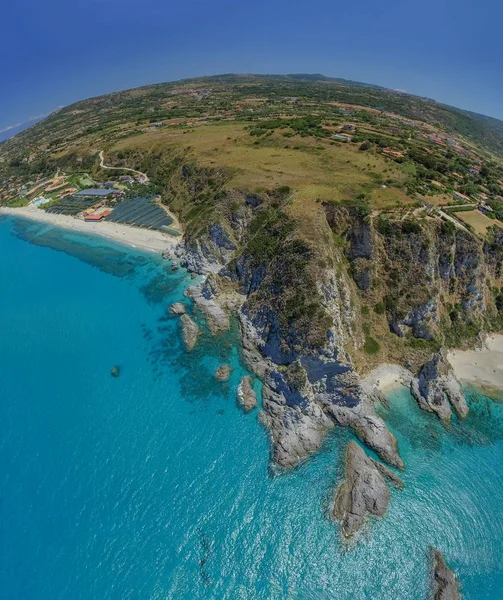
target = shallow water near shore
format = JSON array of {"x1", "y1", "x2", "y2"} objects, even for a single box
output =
[{"x1": 1, "y1": 215, "x2": 503, "y2": 599}]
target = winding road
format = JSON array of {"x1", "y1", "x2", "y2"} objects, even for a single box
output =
[{"x1": 98, "y1": 150, "x2": 149, "y2": 181}]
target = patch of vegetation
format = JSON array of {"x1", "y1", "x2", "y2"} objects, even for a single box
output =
[{"x1": 364, "y1": 335, "x2": 381, "y2": 354}]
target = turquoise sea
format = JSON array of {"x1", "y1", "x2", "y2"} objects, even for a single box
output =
[{"x1": 1, "y1": 215, "x2": 502, "y2": 600}]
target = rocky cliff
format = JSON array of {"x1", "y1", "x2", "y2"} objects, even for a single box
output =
[{"x1": 170, "y1": 189, "x2": 503, "y2": 472}]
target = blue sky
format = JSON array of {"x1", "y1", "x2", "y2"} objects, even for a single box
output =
[{"x1": 1, "y1": 0, "x2": 501, "y2": 135}]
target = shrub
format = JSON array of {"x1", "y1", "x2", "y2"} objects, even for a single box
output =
[
  {"x1": 374, "y1": 301, "x2": 386, "y2": 315},
  {"x1": 364, "y1": 336, "x2": 381, "y2": 355}
]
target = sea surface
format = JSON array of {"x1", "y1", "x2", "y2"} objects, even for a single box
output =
[{"x1": 1, "y1": 215, "x2": 503, "y2": 600}]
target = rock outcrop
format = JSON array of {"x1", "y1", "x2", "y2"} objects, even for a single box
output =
[
  {"x1": 185, "y1": 279, "x2": 231, "y2": 332},
  {"x1": 237, "y1": 376, "x2": 258, "y2": 411},
  {"x1": 411, "y1": 352, "x2": 468, "y2": 422},
  {"x1": 180, "y1": 314, "x2": 199, "y2": 351},
  {"x1": 257, "y1": 357, "x2": 404, "y2": 471},
  {"x1": 169, "y1": 302, "x2": 186, "y2": 315},
  {"x1": 430, "y1": 549, "x2": 461, "y2": 600},
  {"x1": 333, "y1": 440, "x2": 403, "y2": 538},
  {"x1": 215, "y1": 364, "x2": 231, "y2": 381}
]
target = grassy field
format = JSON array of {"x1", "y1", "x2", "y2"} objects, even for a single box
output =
[
  {"x1": 453, "y1": 209, "x2": 497, "y2": 235},
  {"x1": 111, "y1": 122, "x2": 409, "y2": 205}
]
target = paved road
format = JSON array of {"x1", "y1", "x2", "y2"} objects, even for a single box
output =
[{"x1": 98, "y1": 150, "x2": 149, "y2": 181}]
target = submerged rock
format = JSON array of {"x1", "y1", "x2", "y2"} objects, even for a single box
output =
[
  {"x1": 237, "y1": 376, "x2": 257, "y2": 412},
  {"x1": 215, "y1": 364, "x2": 231, "y2": 381},
  {"x1": 111, "y1": 365, "x2": 120, "y2": 378},
  {"x1": 333, "y1": 440, "x2": 403, "y2": 538},
  {"x1": 411, "y1": 352, "x2": 468, "y2": 422},
  {"x1": 430, "y1": 549, "x2": 461, "y2": 600},
  {"x1": 180, "y1": 314, "x2": 199, "y2": 351},
  {"x1": 169, "y1": 302, "x2": 186, "y2": 315}
]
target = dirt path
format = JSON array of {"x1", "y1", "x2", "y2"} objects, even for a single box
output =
[{"x1": 98, "y1": 150, "x2": 149, "y2": 181}]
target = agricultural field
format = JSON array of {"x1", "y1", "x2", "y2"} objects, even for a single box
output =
[{"x1": 453, "y1": 209, "x2": 498, "y2": 235}]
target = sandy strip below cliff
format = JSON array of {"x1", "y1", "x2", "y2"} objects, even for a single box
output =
[
  {"x1": 448, "y1": 335, "x2": 503, "y2": 392},
  {"x1": 361, "y1": 363, "x2": 413, "y2": 394},
  {"x1": 0, "y1": 206, "x2": 179, "y2": 254}
]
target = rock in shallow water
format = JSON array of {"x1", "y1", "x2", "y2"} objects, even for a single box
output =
[
  {"x1": 215, "y1": 364, "x2": 231, "y2": 381},
  {"x1": 430, "y1": 549, "x2": 461, "y2": 600},
  {"x1": 333, "y1": 440, "x2": 403, "y2": 538},
  {"x1": 237, "y1": 376, "x2": 257, "y2": 411},
  {"x1": 180, "y1": 314, "x2": 199, "y2": 351},
  {"x1": 111, "y1": 365, "x2": 120, "y2": 378},
  {"x1": 169, "y1": 302, "x2": 186, "y2": 315}
]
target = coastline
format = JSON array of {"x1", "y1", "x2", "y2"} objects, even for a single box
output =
[
  {"x1": 0, "y1": 206, "x2": 179, "y2": 254},
  {"x1": 361, "y1": 334, "x2": 503, "y2": 398}
]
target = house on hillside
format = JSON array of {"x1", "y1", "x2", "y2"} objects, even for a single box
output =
[
  {"x1": 74, "y1": 188, "x2": 115, "y2": 198},
  {"x1": 452, "y1": 191, "x2": 471, "y2": 202},
  {"x1": 382, "y1": 147, "x2": 404, "y2": 160}
]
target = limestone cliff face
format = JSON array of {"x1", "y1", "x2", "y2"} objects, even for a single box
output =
[
  {"x1": 325, "y1": 204, "x2": 503, "y2": 349},
  {"x1": 173, "y1": 193, "x2": 503, "y2": 471}
]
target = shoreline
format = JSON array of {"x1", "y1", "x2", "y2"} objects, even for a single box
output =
[
  {"x1": 362, "y1": 334, "x2": 503, "y2": 397},
  {"x1": 0, "y1": 206, "x2": 179, "y2": 254}
]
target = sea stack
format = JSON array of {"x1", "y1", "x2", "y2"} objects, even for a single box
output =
[
  {"x1": 180, "y1": 314, "x2": 199, "y2": 351},
  {"x1": 430, "y1": 549, "x2": 461, "y2": 600},
  {"x1": 333, "y1": 440, "x2": 403, "y2": 538},
  {"x1": 237, "y1": 376, "x2": 257, "y2": 411}
]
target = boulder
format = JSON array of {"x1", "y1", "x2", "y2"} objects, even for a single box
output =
[
  {"x1": 111, "y1": 365, "x2": 121, "y2": 378},
  {"x1": 180, "y1": 314, "x2": 199, "y2": 351},
  {"x1": 237, "y1": 376, "x2": 258, "y2": 412}
]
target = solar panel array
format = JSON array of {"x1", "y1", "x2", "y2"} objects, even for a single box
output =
[{"x1": 105, "y1": 197, "x2": 174, "y2": 230}]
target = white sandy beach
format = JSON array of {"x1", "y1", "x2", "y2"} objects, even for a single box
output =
[
  {"x1": 361, "y1": 363, "x2": 413, "y2": 394},
  {"x1": 0, "y1": 205, "x2": 179, "y2": 254},
  {"x1": 448, "y1": 334, "x2": 503, "y2": 391}
]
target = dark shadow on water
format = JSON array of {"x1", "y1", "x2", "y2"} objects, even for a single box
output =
[{"x1": 10, "y1": 217, "x2": 187, "y2": 305}]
